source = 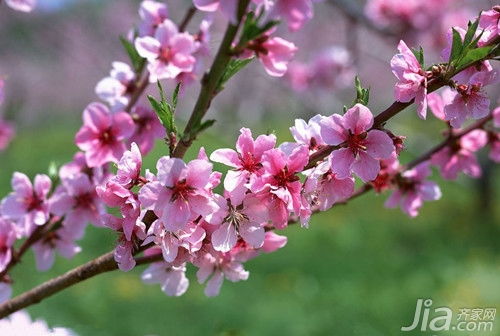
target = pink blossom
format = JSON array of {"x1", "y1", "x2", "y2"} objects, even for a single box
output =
[
  {"x1": 0, "y1": 310, "x2": 76, "y2": 336},
  {"x1": 0, "y1": 120, "x2": 15, "y2": 151},
  {"x1": 115, "y1": 142, "x2": 143, "y2": 189},
  {"x1": 138, "y1": 0, "x2": 169, "y2": 37},
  {"x1": 303, "y1": 161, "x2": 355, "y2": 211},
  {"x1": 103, "y1": 212, "x2": 147, "y2": 272},
  {"x1": 290, "y1": 115, "x2": 326, "y2": 152},
  {"x1": 95, "y1": 62, "x2": 136, "y2": 112},
  {"x1": 248, "y1": 144, "x2": 309, "y2": 229},
  {"x1": 247, "y1": 36, "x2": 297, "y2": 77},
  {"x1": 478, "y1": 7, "x2": 500, "y2": 45},
  {"x1": 371, "y1": 153, "x2": 400, "y2": 193},
  {"x1": 271, "y1": 0, "x2": 314, "y2": 31},
  {"x1": 194, "y1": 249, "x2": 249, "y2": 297},
  {"x1": 59, "y1": 152, "x2": 109, "y2": 186},
  {"x1": 489, "y1": 131, "x2": 500, "y2": 163},
  {"x1": 444, "y1": 69, "x2": 498, "y2": 128},
  {"x1": 261, "y1": 231, "x2": 287, "y2": 253},
  {"x1": 144, "y1": 219, "x2": 205, "y2": 263},
  {"x1": 5, "y1": 0, "x2": 36, "y2": 12},
  {"x1": 320, "y1": 104, "x2": 395, "y2": 182},
  {"x1": 205, "y1": 194, "x2": 267, "y2": 252},
  {"x1": 210, "y1": 127, "x2": 276, "y2": 203},
  {"x1": 426, "y1": 88, "x2": 455, "y2": 121},
  {"x1": 135, "y1": 20, "x2": 197, "y2": 82},
  {"x1": 142, "y1": 262, "x2": 189, "y2": 296},
  {"x1": 49, "y1": 173, "x2": 105, "y2": 239},
  {"x1": 75, "y1": 102, "x2": 135, "y2": 168},
  {"x1": 391, "y1": 40, "x2": 428, "y2": 119},
  {"x1": 493, "y1": 106, "x2": 500, "y2": 128},
  {"x1": 431, "y1": 129, "x2": 488, "y2": 179},
  {"x1": 193, "y1": 0, "x2": 238, "y2": 22},
  {"x1": 385, "y1": 162, "x2": 441, "y2": 217},
  {"x1": 365, "y1": 0, "x2": 444, "y2": 30},
  {"x1": 139, "y1": 157, "x2": 217, "y2": 232},
  {"x1": 32, "y1": 227, "x2": 81, "y2": 271},
  {"x1": 0, "y1": 218, "x2": 16, "y2": 273},
  {"x1": 129, "y1": 105, "x2": 165, "y2": 155},
  {"x1": 1, "y1": 173, "x2": 51, "y2": 234}
]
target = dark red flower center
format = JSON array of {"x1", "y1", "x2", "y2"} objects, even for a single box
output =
[
  {"x1": 346, "y1": 131, "x2": 368, "y2": 156},
  {"x1": 169, "y1": 179, "x2": 194, "y2": 202}
]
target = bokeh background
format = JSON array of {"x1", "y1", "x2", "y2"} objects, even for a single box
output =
[{"x1": 0, "y1": 0, "x2": 499, "y2": 335}]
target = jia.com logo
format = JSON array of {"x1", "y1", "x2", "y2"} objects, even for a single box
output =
[{"x1": 401, "y1": 299, "x2": 496, "y2": 333}]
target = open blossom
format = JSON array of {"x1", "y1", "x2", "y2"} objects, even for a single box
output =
[
  {"x1": 32, "y1": 227, "x2": 81, "y2": 271},
  {"x1": 0, "y1": 120, "x2": 15, "y2": 151},
  {"x1": 0, "y1": 310, "x2": 76, "y2": 336},
  {"x1": 0, "y1": 218, "x2": 16, "y2": 273},
  {"x1": 49, "y1": 173, "x2": 105, "y2": 239},
  {"x1": 138, "y1": 0, "x2": 169, "y2": 37},
  {"x1": 144, "y1": 219, "x2": 205, "y2": 263},
  {"x1": 210, "y1": 127, "x2": 276, "y2": 202},
  {"x1": 391, "y1": 40, "x2": 428, "y2": 119},
  {"x1": 478, "y1": 6, "x2": 500, "y2": 45},
  {"x1": 1, "y1": 173, "x2": 51, "y2": 234},
  {"x1": 139, "y1": 157, "x2": 217, "y2": 232},
  {"x1": 431, "y1": 129, "x2": 488, "y2": 179},
  {"x1": 290, "y1": 115, "x2": 326, "y2": 152},
  {"x1": 75, "y1": 102, "x2": 135, "y2": 168},
  {"x1": 303, "y1": 161, "x2": 355, "y2": 211},
  {"x1": 95, "y1": 62, "x2": 136, "y2": 112},
  {"x1": 194, "y1": 248, "x2": 249, "y2": 297},
  {"x1": 271, "y1": 0, "x2": 314, "y2": 31},
  {"x1": 427, "y1": 88, "x2": 455, "y2": 121},
  {"x1": 385, "y1": 162, "x2": 441, "y2": 217},
  {"x1": 205, "y1": 194, "x2": 267, "y2": 252},
  {"x1": 135, "y1": 20, "x2": 197, "y2": 82},
  {"x1": 103, "y1": 211, "x2": 147, "y2": 271},
  {"x1": 59, "y1": 152, "x2": 109, "y2": 186},
  {"x1": 320, "y1": 104, "x2": 395, "y2": 182},
  {"x1": 443, "y1": 69, "x2": 498, "y2": 128},
  {"x1": 142, "y1": 261, "x2": 189, "y2": 297},
  {"x1": 245, "y1": 35, "x2": 297, "y2": 77},
  {"x1": 5, "y1": 0, "x2": 36, "y2": 12},
  {"x1": 129, "y1": 105, "x2": 165, "y2": 155},
  {"x1": 248, "y1": 144, "x2": 309, "y2": 229}
]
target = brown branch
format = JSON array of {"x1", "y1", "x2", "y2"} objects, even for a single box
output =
[
  {"x1": 179, "y1": 6, "x2": 197, "y2": 32},
  {"x1": 172, "y1": 0, "x2": 251, "y2": 158},
  {"x1": 0, "y1": 112, "x2": 494, "y2": 317},
  {"x1": 404, "y1": 116, "x2": 493, "y2": 170}
]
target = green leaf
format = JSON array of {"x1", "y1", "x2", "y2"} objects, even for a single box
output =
[
  {"x1": 216, "y1": 58, "x2": 254, "y2": 92},
  {"x1": 119, "y1": 36, "x2": 145, "y2": 73},
  {"x1": 352, "y1": 76, "x2": 370, "y2": 106},
  {"x1": 456, "y1": 45, "x2": 495, "y2": 71},
  {"x1": 411, "y1": 46, "x2": 424, "y2": 67},
  {"x1": 148, "y1": 81, "x2": 178, "y2": 135},
  {"x1": 196, "y1": 119, "x2": 216, "y2": 134},
  {"x1": 463, "y1": 19, "x2": 479, "y2": 47},
  {"x1": 449, "y1": 28, "x2": 464, "y2": 63},
  {"x1": 172, "y1": 83, "x2": 181, "y2": 110}
]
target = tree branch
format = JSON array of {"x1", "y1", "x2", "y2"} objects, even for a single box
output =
[{"x1": 172, "y1": 0, "x2": 251, "y2": 158}]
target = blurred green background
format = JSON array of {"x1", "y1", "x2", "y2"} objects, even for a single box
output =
[{"x1": 1, "y1": 119, "x2": 499, "y2": 336}]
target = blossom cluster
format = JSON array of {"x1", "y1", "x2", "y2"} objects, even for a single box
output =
[{"x1": 0, "y1": 1, "x2": 498, "y2": 305}]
